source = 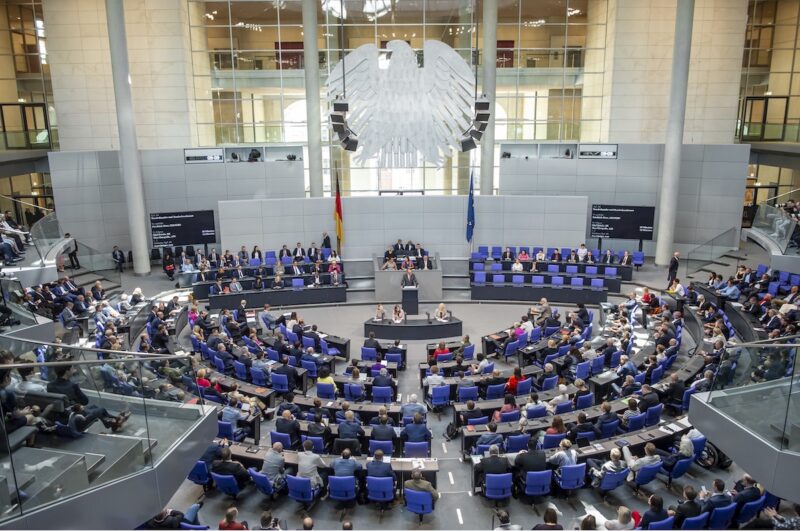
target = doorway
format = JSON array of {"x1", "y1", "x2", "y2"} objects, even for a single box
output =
[{"x1": 742, "y1": 184, "x2": 778, "y2": 228}]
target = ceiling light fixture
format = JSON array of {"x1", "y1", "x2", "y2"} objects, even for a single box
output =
[{"x1": 321, "y1": 0, "x2": 347, "y2": 20}]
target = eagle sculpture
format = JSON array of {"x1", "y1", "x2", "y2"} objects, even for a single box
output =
[{"x1": 327, "y1": 40, "x2": 475, "y2": 168}]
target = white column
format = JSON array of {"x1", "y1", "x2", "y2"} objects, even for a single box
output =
[
  {"x1": 655, "y1": 0, "x2": 694, "y2": 266},
  {"x1": 303, "y1": 0, "x2": 323, "y2": 197},
  {"x1": 105, "y1": 0, "x2": 150, "y2": 274},
  {"x1": 479, "y1": 0, "x2": 497, "y2": 196}
]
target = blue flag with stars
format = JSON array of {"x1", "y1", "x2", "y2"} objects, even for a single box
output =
[{"x1": 466, "y1": 171, "x2": 475, "y2": 242}]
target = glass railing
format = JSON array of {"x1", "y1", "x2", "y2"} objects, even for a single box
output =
[
  {"x1": 684, "y1": 227, "x2": 740, "y2": 278},
  {"x1": 0, "y1": 340, "x2": 209, "y2": 523},
  {"x1": 702, "y1": 338, "x2": 799, "y2": 452},
  {"x1": 29, "y1": 212, "x2": 121, "y2": 287},
  {"x1": 739, "y1": 121, "x2": 800, "y2": 143},
  {"x1": 751, "y1": 203, "x2": 800, "y2": 255},
  {"x1": 29, "y1": 211, "x2": 62, "y2": 263},
  {"x1": 0, "y1": 277, "x2": 39, "y2": 329}
]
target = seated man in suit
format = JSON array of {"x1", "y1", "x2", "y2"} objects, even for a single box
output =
[
  {"x1": 668, "y1": 485, "x2": 703, "y2": 528},
  {"x1": 460, "y1": 400, "x2": 485, "y2": 425},
  {"x1": 366, "y1": 449, "x2": 396, "y2": 483},
  {"x1": 731, "y1": 474, "x2": 762, "y2": 514},
  {"x1": 400, "y1": 413, "x2": 431, "y2": 443},
  {"x1": 475, "y1": 422, "x2": 504, "y2": 447},
  {"x1": 372, "y1": 367, "x2": 395, "y2": 392},
  {"x1": 211, "y1": 447, "x2": 251, "y2": 488},
  {"x1": 513, "y1": 436, "x2": 546, "y2": 488},
  {"x1": 698, "y1": 478, "x2": 733, "y2": 514},
  {"x1": 501, "y1": 247, "x2": 515, "y2": 261},
  {"x1": 566, "y1": 412, "x2": 596, "y2": 442},
  {"x1": 275, "y1": 409, "x2": 301, "y2": 448},
  {"x1": 272, "y1": 356, "x2": 298, "y2": 392},
  {"x1": 636, "y1": 384, "x2": 661, "y2": 413},
  {"x1": 363, "y1": 332, "x2": 381, "y2": 350},
  {"x1": 475, "y1": 444, "x2": 510, "y2": 488},
  {"x1": 338, "y1": 410, "x2": 365, "y2": 439},
  {"x1": 371, "y1": 415, "x2": 395, "y2": 441}
]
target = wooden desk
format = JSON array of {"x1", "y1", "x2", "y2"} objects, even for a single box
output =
[
  {"x1": 467, "y1": 417, "x2": 692, "y2": 493},
  {"x1": 419, "y1": 363, "x2": 542, "y2": 400},
  {"x1": 293, "y1": 396, "x2": 403, "y2": 423},
  {"x1": 222, "y1": 441, "x2": 439, "y2": 487}
]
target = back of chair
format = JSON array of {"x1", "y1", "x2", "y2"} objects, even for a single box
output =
[
  {"x1": 526, "y1": 404, "x2": 547, "y2": 419},
  {"x1": 576, "y1": 392, "x2": 594, "y2": 410},
  {"x1": 599, "y1": 419, "x2": 620, "y2": 439},
  {"x1": 271, "y1": 373, "x2": 289, "y2": 392},
  {"x1": 635, "y1": 462, "x2": 662, "y2": 487},
  {"x1": 554, "y1": 401, "x2": 572, "y2": 415},
  {"x1": 373, "y1": 386, "x2": 393, "y2": 404},
  {"x1": 458, "y1": 386, "x2": 479, "y2": 403},
  {"x1": 516, "y1": 378, "x2": 532, "y2": 396},
  {"x1": 248, "y1": 468, "x2": 274, "y2": 496},
  {"x1": 366, "y1": 476, "x2": 395, "y2": 503},
  {"x1": 368, "y1": 439, "x2": 394, "y2": 456},
  {"x1": 487, "y1": 383, "x2": 506, "y2": 400},
  {"x1": 556, "y1": 463, "x2": 586, "y2": 490},
  {"x1": 505, "y1": 433, "x2": 530, "y2": 452},
  {"x1": 648, "y1": 516, "x2": 675, "y2": 530},
  {"x1": 541, "y1": 375, "x2": 558, "y2": 391},
  {"x1": 210, "y1": 472, "x2": 240, "y2": 497},
  {"x1": 598, "y1": 468, "x2": 628, "y2": 492},
  {"x1": 404, "y1": 441, "x2": 429, "y2": 457},
  {"x1": 404, "y1": 488, "x2": 433, "y2": 516},
  {"x1": 361, "y1": 347, "x2": 377, "y2": 361},
  {"x1": 187, "y1": 460, "x2": 209, "y2": 485},
  {"x1": 484, "y1": 473, "x2": 513, "y2": 500},
  {"x1": 708, "y1": 503, "x2": 737, "y2": 530},
  {"x1": 467, "y1": 416, "x2": 488, "y2": 426},
  {"x1": 525, "y1": 470, "x2": 552, "y2": 496},
  {"x1": 286, "y1": 474, "x2": 314, "y2": 502},
  {"x1": 680, "y1": 512, "x2": 709, "y2": 530},
  {"x1": 737, "y1": 495, "x2": 766, "y2": 524},
  {"x1": 328, "y1": 475, "x2": 357, "y2": 501},
  {"x1": 644, "y1": 403, "x2": 663, "y2": 426},
  {"x1": 542, "y1": 433, "x2": 565, "y2": 449}
]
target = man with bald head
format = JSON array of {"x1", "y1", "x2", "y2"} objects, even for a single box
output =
[
  {"x1": 275, "y1": 409, "x2": 301, "y2": 448},
  {"x1": 261, "y1": 442, "x2": 286, "y2": 490}
]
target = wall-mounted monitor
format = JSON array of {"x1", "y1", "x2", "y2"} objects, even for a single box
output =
[
  {"x1": 590, "y1": 204, "x2": 654, "y2": 240},
  {"x1": 150, "y1": 210, "x2": 216, "y2": 247}
]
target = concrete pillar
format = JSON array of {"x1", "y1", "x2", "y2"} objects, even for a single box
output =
[
  {"x1": 480, "y1": 0, "x2": 497, "y2": 196},
  {"x1": 655, "y1": 0, "x2": 694, "y2": 266},
  {"x1": 105, "y1": 0, "x2": 149, "y2": 274},
  {"x1": 303, "y1": 0, "x2": 323, "y2": 197}
]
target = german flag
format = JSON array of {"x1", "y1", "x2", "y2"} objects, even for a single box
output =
[{"x1": 334, "y1": 172, "x2": 344, "y2": 255}]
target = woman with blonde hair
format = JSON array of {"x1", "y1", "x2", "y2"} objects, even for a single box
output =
[{"x1": 434, "y1": 303, "x2": 448, "y2": 321}]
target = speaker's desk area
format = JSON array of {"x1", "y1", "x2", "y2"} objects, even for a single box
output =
[{"x1": 364, "y1": 317, "x2": 463, "y2": 341}]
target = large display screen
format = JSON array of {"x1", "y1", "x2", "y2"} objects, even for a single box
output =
[
  {"x1": 150, "y1": 210, "x2": 216, "y2": 247},
  {"x1": 590, "y1": 204, "x2": 655, "y2": 240}
]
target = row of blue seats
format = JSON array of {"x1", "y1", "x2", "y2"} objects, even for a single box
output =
[
  {"x1": 474, "y1": 246, "x2": 644, "y2": 264},
  {"x1": 473, "y1": 272, "x2": 607, "y2": 288},
  {"x1": 473, "y1": 263, "x2": 622, "y2": 276},
  {"x1": 188, "y1": 459, "x2": 439, "y2": 525}
]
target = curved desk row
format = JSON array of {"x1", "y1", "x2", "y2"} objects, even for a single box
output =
[
  {"x1": 471, "y1": 260, "x2": 633, "y2": 281},
  {"x1": 364, "y1": 317, "x2": 463, "y2": 340},
  {"x1": 470, "y1": 271, "x2": 621, "y2": 293},
  {"x1": 207, "y1": 285, "x2": 347, "y2": 310},
  {"x1": 471, "y1": 284, "x2": 609, "y2": 304},
  {"x1": 193, "y1": 274, "x2": 345, "y2": 300}
]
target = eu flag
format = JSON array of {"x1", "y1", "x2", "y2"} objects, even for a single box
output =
[{"x1": 466, "y1": 171, "x2": 475, "y2": 242}]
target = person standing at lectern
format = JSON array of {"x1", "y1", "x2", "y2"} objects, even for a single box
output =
[{"x1": 401, "y1": 269, "x2": 418, "y2": 288}]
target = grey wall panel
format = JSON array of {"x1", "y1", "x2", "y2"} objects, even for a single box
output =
[
  {"x1": 499, "y1": 143, "x2": 749, "y2": 252},
  {"x1": 97, "y1": 150, "x2": 120, "y2": 168},
  {"x1": 218, "y1": 196, "x2": 587, "y2": 260}
]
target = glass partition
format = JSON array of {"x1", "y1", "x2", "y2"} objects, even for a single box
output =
[
  {"x1": 751, "y1": 203, "x2": 800, "y2": 255},
  {"x1": 0, "y1": 277, "x2": 39, "y2": 329},
  {"x1": 703, "y1": 339, "x2": 799, "y2": 452},
  {"x1": 0, "y1": 339, "x2": 208, "y2": 523},
  {"x1": 29, "y1": 211, "x2": 62, "y2": 262},
  {"x1": 684, "y1": 227, "x2": 740, "y2": 278}
]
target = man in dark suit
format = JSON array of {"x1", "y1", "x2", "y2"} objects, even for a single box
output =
[
  {"x1": 669, "y1": 485, "x2": 703, "y2": 528},
  {"x1": 366, "y1": 449, "x2": 396, "y2": 482},
  {"x1": 475, "y1": 445, "x2": 510, "y2": 487},
  {"x1": 307, "y1": 413, "x2": 332, "y2": 446},
  {"x1": 322, "y1": 232, "x2": 331, "y2": 249},
  {"x1": 731, "y1": 474, "x2": 761, "y2": 515},
  {"x1": 668, "y1": 251, "x2": 680, "y2": 287},
  {"x1": 305, "y1": 324, "x2": 321, "y2": 350},
  {"x1": 338, "y1": 410, "x2": 365, "y2": 439},
  {"x1": 307, "y1": 243, "x2": 320, "y2": 262},
  {"x1": 661, "y1": 372, "x2": 686, "y2": 410},
  {"x1": 513, "y1": 437, "x2": 546, "y2": 487},
  {"x1": 418, "y1": 255, "x2": 433, "y2": 270},
  {"x1": 459, "y1": 400, "x2": 484, "y2": 425},
  {"x1": 371, "y1": 415, "x2": 395, "y2": 440},
  {"x1": 567, "y1": 412, "x2": 596, "y2": 442},
  {"x1": 275, "y1": 410, "x2": 302, "y2": 448},
  {"x1": 637, "y1": 385, "x2": 661, "y2": 413},
  {"x1": 278, "y1": 245, "x2": 291, "y2": 259},
  {"x1": 214, "y1": 343, "x2": 234, "y2": 371},
  {"x1": 593, "y1": 402, "x2": 619, "y2": 433},
  {"x1": 211, "y1": 447, "x2": 251, "y2": 488},
  {"x1": 372, "y1": 368, "x2": 394, "y2": 391},
  {"x1": 112, "y1": 245, "x2": 125, "y2": 272},
  {"x1": 699, "y1": 479, "x2": 733, "y2": 514},
  {"x1": 501, "y1": 247, "x2": 515, "y2": 261},
  {"x1": 363, "y1": 332, "x2": 381, "y2": 351},
  {"x1": 393, "y1": 239, "x2": 404, "y2": 252},
  {"x1": 273, "y1": 356, "x2": 298, "y2": 391},
  {"x1": 597, "y1": 338, "x2": 617, "y2": 366},
  {"x1": 400, "y1": 270, "x2": 418, "y2": 288},
  {"x1": 413, "y1": 243, "x2": 426, "y2": 259},
  {"x1": 400, "y1": 413, "x2": 431, "y2": 443},
  {"x1": 292, "y1": 243, "x2": 305, "y2": 261}
]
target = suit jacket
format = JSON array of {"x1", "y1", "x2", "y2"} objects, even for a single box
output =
[
  {"x1": 664, "y1": 380, "x2": 686, "y2": 403},
  {"x1": 273, "y1": 363, "x2": 298, "y2": 390},
  {"x1": 701, "y1": 493, "x2": 733, "y2": 514},
  {"x1": 733, "y1": 486, "x2": 761, "y2": 510},
  {"x1": 637, "y1": 391, "x2": 661, "y2": 413},
  {"x1": 322, "y1": 235, "x2": 332, "y2": 249},
  {"x1": 292, "y1": 247, "x2": 305, "y2": 258},
  {"x1": 47, "y1": 378, "x2": 89, "y2": 405},
  {"x1": 371, "y1": 424, "x2": 395, "y2": 440},
  {"x1": 112, "y1": 250, "x2": 125, "y2": 264},
  {"x1": 476, "y1": 455, "x2": 510, "y2": 476},
  {"x1": 401, "y1": 423, "x2": 431, "y2": 442},
  {"x1": 669, "y1": 256, "x2": 680, "y2": 275},
  {"x1": 601, "y1": 254, "x2": 615, "y2": 264},
  {"x1": 372, "y1": 374, "x2": 394, "y2": 389},
  {"x1": 211, "y1": 459, "x2": 250, "y2": 487},
  {"x1": 366, "y1": 460, "x2": 395, "y2": 479},
  {"x1": 275, "y1": 417, "x2": 301, "y2": 444},
  {"x1": 673, "y1": 500, "x2": 702, "y2": 528},
  {"x1": 620, "y1": 255, "x2": 632, "y2": 266},
  {"x1": 364, "y1": 338, "x2": 381, "y2": 350},
  {"x1": 501, "y1": 251, "x2": 515, "y2": 261},
  {"x1": 400, "y1": 273, "x2": 418, "y2": 287},
  {"x1": 514, "y1": 450, "x2": 546, "y2": 476}
]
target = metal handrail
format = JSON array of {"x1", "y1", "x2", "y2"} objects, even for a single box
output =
[
  {"x1": 724, "y1": 334, "x2": 800, "y2": 348},
  {"x1": 0, "y1": 193, "x2": 53, "y2": 213},
  {"x1": 0, "y1": 353, "x2": 192, "y2": 371},
  {"x1": 759, "y1": 187, "x2": 800, "y2": 205}
]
